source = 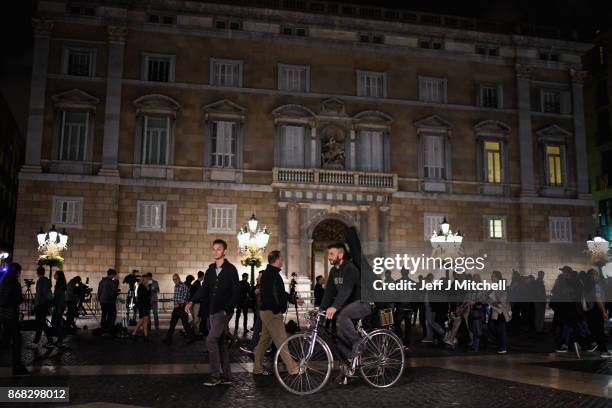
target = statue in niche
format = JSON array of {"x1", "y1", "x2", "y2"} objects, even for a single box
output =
[{"x1": 320, "y1": 126, "x2": 345, "y2": 169}]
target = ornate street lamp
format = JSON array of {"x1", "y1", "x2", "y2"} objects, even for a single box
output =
[
  {"x1": 0, "y1": 251, "x2": 9, "y2": 271},
  {"x1": 429, "y1": 217, "x2": 464, "y2": 256},
  {"x1": 237, "y1": 214, "x2": 270, "y2": 285},
  {"x1": 586, "y1": 232, "x2": 609, "y2": 274},
  {"x1": 36, "y1": 225, "x2": 69, "y2": 279}
]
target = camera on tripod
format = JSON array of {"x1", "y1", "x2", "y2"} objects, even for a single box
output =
[{"x1": 24, "y1": 278, "x2": 34, "y2": 287}]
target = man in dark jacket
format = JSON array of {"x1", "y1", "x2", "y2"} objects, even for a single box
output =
[
  {"x1": 33, "y1": 266, "x2": 54, "y2": 345},
  {"x1": 321, "y1": 242, "x2": 371, "y2": 362},
  {"x1": 314, "y1": 275, "x2": 325, "y2": 307},
  {"x1": 187, "y1": 239, "x2": 239, "y2": 386},
  {"x1": 234, "y1": 273, "x2": 251, "y2": 336},
  {"x1": 98, "y1": 269, "x2": 119, "y2": 334},
  {"x1": 0, "y1": 263, "x2": 28, "y2": 375},
  {"x1": 253, "y1": 251, "x2": 299, "y2": 375}
]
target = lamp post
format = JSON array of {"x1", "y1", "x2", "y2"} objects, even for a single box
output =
[
  {"x1": 586, "y1": 232, "x2": 609, "y2": 276},
  {"x1": 36, "y1": 224, "x2": 69, "y2": 279},
  {"x1": 429, "y1": 217, "x2": 463, "y2": 278},
  {"x1": 237, "y1": 214, "x2": 270, "y2": 286},
  {"x1": 0, "y1": 251, "x2": 9, "y2": 271}
]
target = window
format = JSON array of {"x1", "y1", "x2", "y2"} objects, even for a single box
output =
[
  {"x1": 424, "y1": 214, "x2": 447, "y2": 240},
  {"x1": 359, "y1": 130, "x2": 384, "y2": 172},
  {"x1": 210, "y1": 59, "x2": 242, "y2": 87},
  {"x1": 59, "y1": 111, "x2": 89, "y2": 161},
  {"x1": 423, "y1": 134, "x2": 445, "y2": 179},
  {"x1": 597, "y1": 109, "x2": 611, "y2": 144},
  {"x1": 541, "y1": 90, "x2": 561, "y2": 113},
  {"x1": 215, "y1": 18, "x2": 242, "y2": 30},
  {"x1": 278, "y1": 64, "x2": 309, "y2": 93},
  {"x1": 207, "y1": 204, "x2": 237, "y2": 234},
  {"x1": 484, "y1": 141, "x2": 502, "y2": 183},
  {"x1": 211, "y1": 121, "x2": 237, "y2": 168},
  {"x1": 419, "y1": 77, "x2": 447, "y2": 103},
  {"x1": 143, "y1": 54, "x2": 175, "y2": 82},
  {"x1": 545, "y1": 145, "x2": 563, "y2": 186},
  {"x1": 476, "y1": 45, "x2": 499, "y2": 56},
  {"x1": 280, "y1": 125, "x2": 305, "y2": 167},
  {"x1": 137, "y1": 201, "x2": 166, "y2": 231},
  {"x1": 419, "y1": 39, "x2": 444, "y2": 50},
  {"x1": 281, "y1": 25, "x2": 307, "y2": 36},
  {"x1": 359, "y1": 33, "x2": 384, "y2": 44},
  {"x1": 141, "y1": 116, "x2": 170, "y2": 165},
  {"x1": 539, "y1": 51, "x2": 560, "y2": 62},
  {"x1": 62, "y1": 48, "x2": 95, "y2": 77},
  {"x1": 480, "y1": 84, "x2": 502, "y2": 108},
  {"x1": 486, "y1": 217, "x2": 505, "y2": 240},
  {"x1": 357, "y1": 71, "x2": 386, "y2": 98},
  {"x1": 67, "y1": 4, "x2": 95, "y2": 16},
  {"x1": 549, "y1": 217, "x2": 572, "y2": 243},
  {"x1": 52, "y1": 196, "x2": 83, "y2": 228},
  {"x1": 148, "y1": 14, "x2": 175, "y2": 25}
]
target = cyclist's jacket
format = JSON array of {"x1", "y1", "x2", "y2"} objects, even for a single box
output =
[{"x1": 320, "y1": 260, "x2": 361, "y2": 310}]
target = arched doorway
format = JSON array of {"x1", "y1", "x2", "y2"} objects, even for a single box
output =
[{"x1": 310, "y1": 218, "x2": 347, "y2": 286}]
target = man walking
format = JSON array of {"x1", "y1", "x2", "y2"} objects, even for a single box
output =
[
  {"x1": 234, "y1": 273, "x2": 251, "y2": 336},
  {"x1": 189, "y1": 271, "x2": 204, "y2": 336},
  {"x1": 98, "y1": 269, "x2": 119, "y2": 334},
  {"x1": 163, "y1": 274, "x2": 194, "y2": 344},
  {"x1": 33, "y1": 266, "x2": 54, "y2": 346},
  {"x1": 187, "y1": 239, "x2": 239, "y2": 386},
  {"x1": 253, "y1": 251, "x2": 299, "y2": 376},
  {"x1": 148, "y1": 273, "x2": 160, "y2": 330}
]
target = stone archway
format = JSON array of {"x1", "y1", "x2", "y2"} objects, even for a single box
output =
[{"x1": 310, "y1": 218, "x2": 348, "y2": 286}]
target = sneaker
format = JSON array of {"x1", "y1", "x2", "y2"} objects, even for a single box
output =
[
  {"x1": 555, "y1": 345, "x2": 568, "y2": 353},
  {"x1": 496, "y1": 349, "x2": 507, "y2": 354},
  {"x1": 587, "y1": 343, "x2": 598, "y2": 353},
  {"x1": 253, "y1": 369, "x2": 272, "y2": 376},
  {"x1": 240, "y1": 346, "x2": 254, "y2": 354},
  {"x1": 203, "y1": 376, "x2": 222, "y2": 387},
  {"x1": 600, "y1": 352, "x2": 612, "y2": 359},
  {"x1": 420, "y1": 339, "x2": 433, "y2": 343}
]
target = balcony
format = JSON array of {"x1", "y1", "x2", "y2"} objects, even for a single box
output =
[{"x1": 273, "y1": 167, "x2": 398, "y2": 191}]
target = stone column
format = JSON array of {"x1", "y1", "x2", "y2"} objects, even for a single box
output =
[
  {"x1": 22, "y1": 20, "x2": 54, "y2": 173},
  {"x1": 98, "y1": 25, "x2": 127, "y2": 177},
  {"x1": 367, "y1": 206, "x2": 380, "y2": 256},
  {"x1": 516, "y1": 64, "x2": 536, "y2": 196},
  {"x1": 570, "y1": 69, "x2": 590, "y2": 197},
  {"x1": 349, "y1": 128, "x2": 356, "y2": 170},
  {"x1": 286, "y1": 203, "x2": 301, "y2": 276},
  {"x1": 310, "y1": 127, "x2": 318, "y2": 167}
]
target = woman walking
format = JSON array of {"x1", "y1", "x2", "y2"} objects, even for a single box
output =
[
  {"x1": 132, "y1": 274, "x2": 151, "y2": 341},
  {"x1": 52, "y1": 270, "x2": 67, "y2": 342}
]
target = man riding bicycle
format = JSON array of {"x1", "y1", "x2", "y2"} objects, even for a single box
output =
[{"x1": 320, "y1": 242, "x2": 372, "y2": 366}]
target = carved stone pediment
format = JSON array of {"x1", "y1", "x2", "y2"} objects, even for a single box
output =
[
  {"x1": 51, "y1": 89, "x2": 100, "y2": 111},
  {"x1": 413, "y1": 115, "x2": 453, "y2": 131},
  {"x1": 320, "y1": 98, "x2": 347, "y2": 116},
  {"x1": 272, "y1": 104, "x2": 316, "y2": 119},
  {"x1": 203, "y1": 99, "x2": 246, "y2": 121},
  {"x1": 536, "y1": 124, "x2": 572, "y2": 143},
  {"x1": 133, "y1": 94, "x2": 180, "y2": 116},
  {"x1": 353, "y1": 110, "x2": 393, "y2": 127},
  {"x1": 474, "y1": 120, "x2": 511, "y2": 136}
]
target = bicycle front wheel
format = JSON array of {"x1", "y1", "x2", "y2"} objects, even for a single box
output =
[
  {"x1": 274, "y1": 333, "x2": 333, "y2": 395},
  {"x1": 359, "y1": 330, "x2": 405, "y2": 388}
]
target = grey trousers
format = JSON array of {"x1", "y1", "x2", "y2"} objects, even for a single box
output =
[
  {"x1": 206, "y1": 311, "x2": 233, "y2": 378},
  {"x1": 335, "y1": 301, "x2": 372, "y2": 360}
]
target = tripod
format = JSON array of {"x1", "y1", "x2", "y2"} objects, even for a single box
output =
[{"x1": 22, "y1": 284, "x2": 35, "y2": 319}]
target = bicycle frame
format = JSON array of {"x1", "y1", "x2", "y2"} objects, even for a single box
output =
[{"x1": 304, "y1": 311, "x2": 368, "y2": 363}]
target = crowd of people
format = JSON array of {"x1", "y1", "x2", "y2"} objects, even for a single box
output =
[{"x1": 1, "y1": 241, "x2": 611, "y2": 381}]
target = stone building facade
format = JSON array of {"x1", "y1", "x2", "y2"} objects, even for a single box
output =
[{"x1": 14, "y1": 0, "x2": 594, "y2": 292}]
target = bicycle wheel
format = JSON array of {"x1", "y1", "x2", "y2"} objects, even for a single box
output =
[
  {"x1": 359, "y1": 330, "x2": 405, "y2": 388},
  {"x1": 274, "y1": 333, "x2": 333, "y2": 395}
]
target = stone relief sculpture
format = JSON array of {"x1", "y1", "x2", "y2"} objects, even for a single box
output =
[{"x1": 320, "y1": 126, "x2": 345, "y2": 169}]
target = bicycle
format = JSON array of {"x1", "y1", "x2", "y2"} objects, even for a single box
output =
[{"x1": 274, "y1": 309, "x2": 405, "y2": 395}]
